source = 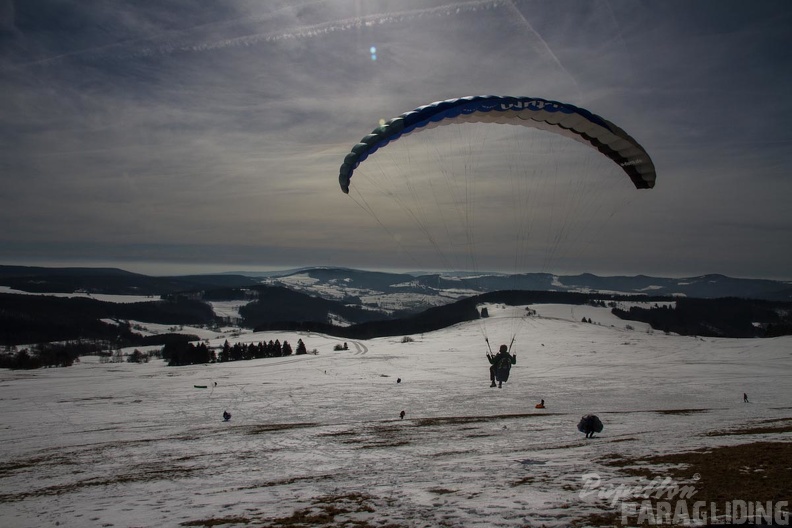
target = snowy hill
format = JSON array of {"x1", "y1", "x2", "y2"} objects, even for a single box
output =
[
  {"x1": 0, "y1": 265, "x2": 259, "y2": 296},
  {"x1": 1, "y1": 304, "x2": 790, "y2": 527},
  {"x1": 261, "y1": 268, "x2": 792, "y2": 307},
  {"x1": 2, "y1": 265, "x2": 789, "y2": 305}
]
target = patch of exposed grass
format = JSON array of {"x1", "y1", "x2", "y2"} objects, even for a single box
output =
[
  {"x1": 259, "y1": 492, "x2": 405, "y2": 528},
  {"x1": 317, "y1": 430, "x2": 357, "y2": 438},
  {"x1": 428, "y1": 449, "x2": 474, "y2": 457},
  {"x1": 0, "y1": 464, "x2": 201, "y2": 502},
  {"x1": 758, "y1": 417, "x2": 792, "y2": 424},
  {"x1": 414, "y1": 412, "x2": 559, "y2": 427},
  {"x1": 57, "y1": 395, "x2": 115, "y2": 403},
  {"x1": 331, "y1": 424, "x2": 412, "y2": 450},
  {"x1": 510, "y1": 476, "x2": 538, "y2": 487},
  {"x1": 357, "y1": 440, "x2": 410, "y2": 449},
  {"x1": 625, "y1": 442, "x2": 792, "y2": 504},
  {"x1": 427, "y1": 487, "x2": 456, "y2": 495},
  {"x1": 0, "y1": 453, "x2": 76, "y2": 477},
  {"x1": 706, "y1": 417, "x2": 792, "y2": 437},
  {"x1": 610, "y1": 437, "x2": 638, "y2": 443},
  {"x1": 577, "y1": 441, "x2": 792, "y2": 526},
  {"x1": 180, "y1": 516, "x2": 252, "y2": 526},
  {"x1": 570, "y1": 511, "x2": 623, "y2": 527},
  {"x1": 604, "y1": 409, "x2": 715, "y2": 415},
  {"x1": 653, "y1": 409, "x2": 709, "y2": 415},
  {"x1": 241, "y1": 423, "x2": 317, "y2": 435},
  {"x1": 235, "y1": 474, "x2": 335, "y2": 491}
]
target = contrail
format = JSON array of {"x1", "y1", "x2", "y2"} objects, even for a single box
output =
[
  {"x1": 14, "y1": 0, "x2": 512, "y2": 66},
  {"x1": 504, "y1": 0, "x2": 580, "y2": 96},
  {"x1": 192, "y1": 0, "x2": 511, "y2": 51}
]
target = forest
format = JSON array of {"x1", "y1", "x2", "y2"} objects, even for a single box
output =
[{"x1": 2, "y1": 286, "x2": 791, "y2": 370}]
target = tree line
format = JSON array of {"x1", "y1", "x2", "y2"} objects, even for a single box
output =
[
  {"x1": 0, "y1": 341, "x2": 99, "y2": 369},
  {"x1": 0, "y1": 292, "x2": 216, "y2": 347},
  {"x1": 610, "y1": 297, "x2": 792, "y2": 338},
  {"x1": 163, "y1": 338, "x2": 309, "y2": 366}
]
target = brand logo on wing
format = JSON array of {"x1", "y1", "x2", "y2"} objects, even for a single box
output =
[
  {"x1": 620, "y1": 159, "x2": 646, "y2": 167},
  {"x1": 499, "y1": 100, "x2": 567, "y2": 112}
]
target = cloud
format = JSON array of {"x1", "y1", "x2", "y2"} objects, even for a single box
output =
[{"x1": 1, "y1": 0, "x2": 791, "y2": 278}]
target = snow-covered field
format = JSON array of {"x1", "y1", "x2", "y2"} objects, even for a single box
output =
[
  {"x1": 0, "y1": 286, "x2": 157, "y2": 304},
  {"x1": 263, "y1": 272, "x2": 481, "y2": 313},
  {"x1": 1, "y1": 304, "x2": 790, "y2": 527}
]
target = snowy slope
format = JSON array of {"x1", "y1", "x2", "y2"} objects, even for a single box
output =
[
  {"x1": 0, "y1": 304, "x2": 790, "y2": 527},
  {"x1": 0, "y1": 285, "x2": 157, "y2": 304}
]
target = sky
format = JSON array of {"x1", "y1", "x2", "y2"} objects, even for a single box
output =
[{"x1": 1, "y1": 0, "x2": 791, "y2": 279}]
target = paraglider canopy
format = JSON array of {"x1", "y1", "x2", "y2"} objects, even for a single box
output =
[{"x1": 339, "y1": 95, "x2": 656, "y2": 194}]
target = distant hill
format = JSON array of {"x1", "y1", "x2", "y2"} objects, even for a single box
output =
[
  {"x1": 259, "y1": 267, "x2": 792, "y2": 309},
  {"x1": 2, "y1": 264, "x2": 789, "y2": 302},
  {"x1": 0, "y1": 292, "x2": 217, "y2": 346},
  {"x1": 239, "y1": 286, "x2": 386, "y2": 328},
  {"x1": 0, "y1": 265, "x2": 259, "y2": 296}
]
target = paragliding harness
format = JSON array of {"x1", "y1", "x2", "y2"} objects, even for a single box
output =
[
  {"x1": 496, "y1": 351, "x2": 514, "y2": 371},
  {"x1": 487, "y1": 337, "x2": 515, "y2": 383}
]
